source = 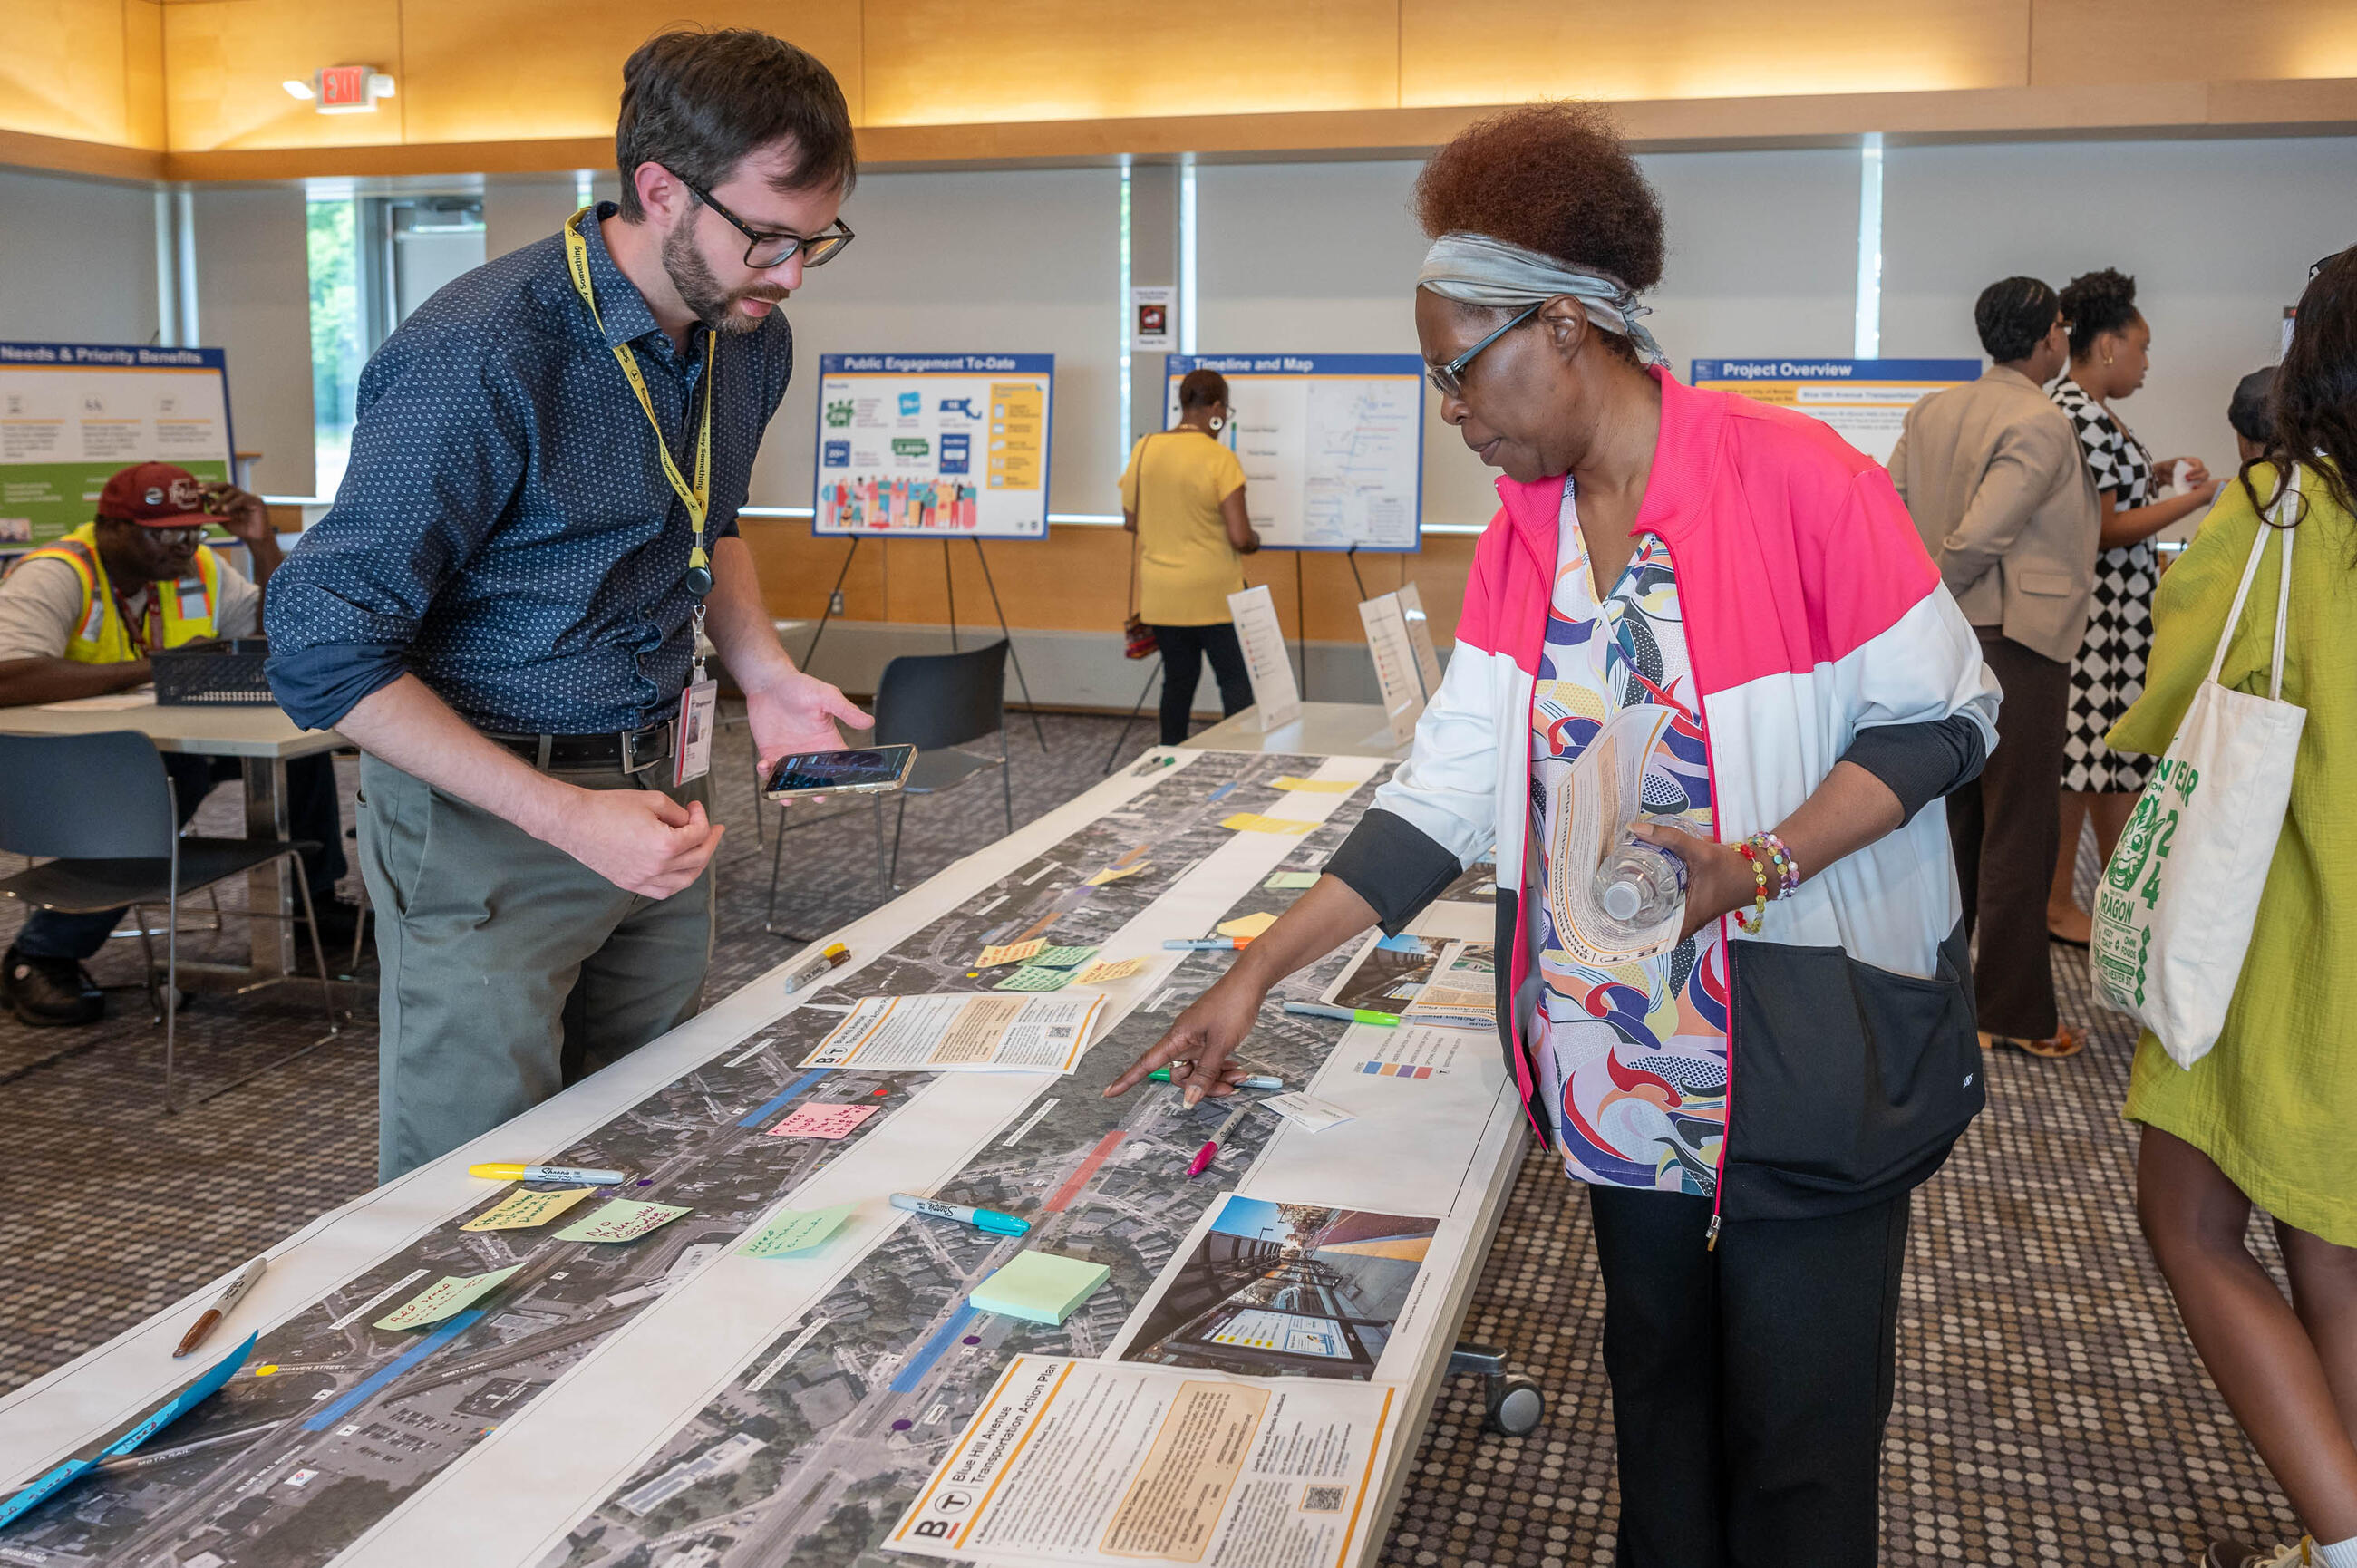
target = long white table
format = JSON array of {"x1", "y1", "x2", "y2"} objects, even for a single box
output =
[
  {"x1": 0, "y1": 742, "x2": 1527, "y2": 1568},
  {"x1": 1194, "y1": 701, "x2": 1408, "y2": 760},
  {"x1": 0, "y1": 699, "x2": 344, "y2": 984}
]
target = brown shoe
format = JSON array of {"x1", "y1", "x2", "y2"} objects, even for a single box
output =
[{"x1": 1981, "y1": 1026, "x2": 2086, "y2": 1060}]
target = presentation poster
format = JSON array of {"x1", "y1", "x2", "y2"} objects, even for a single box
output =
[
  {"x1": 1688, "y1": 357, "x2": 1982, "y2": 464},
  {"x1": 1166, "y1": 353, "x2": 1424, "y2": 552},
  {"x1": 0, "y1": 343, "x2": 234, "y2": 545},
  {"x1": 812, "y1": 353, "x2": 1053, "y2": 539}
]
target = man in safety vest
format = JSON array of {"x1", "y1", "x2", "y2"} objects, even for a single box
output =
[{"x1": 0, "y1": 462, "x2": 355, "y2": 1026}]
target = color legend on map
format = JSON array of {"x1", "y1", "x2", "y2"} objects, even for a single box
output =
[{"x1": 1359, "y1": 1060, "x2": 1434, "y2": 1079}]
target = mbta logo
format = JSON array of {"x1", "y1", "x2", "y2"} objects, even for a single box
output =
[{"x1": 909, "y1": 1487, "x2": 975, "y2": 1540}]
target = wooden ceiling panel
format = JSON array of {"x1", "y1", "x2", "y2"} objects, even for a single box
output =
[
  {"x1": 161, "y1": 0, "x2": 405, "y2": 150},
  {"x1": 0, "y1": 0, "x2": 153, "y2": 149},
  {"x1": 2032, "y1": 0, "x2": 2357, "y2": 85}
]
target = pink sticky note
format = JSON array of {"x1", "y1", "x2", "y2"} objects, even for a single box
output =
[{"x1": 770, "y1": 1102, "x2": 881, "y2": 1141}]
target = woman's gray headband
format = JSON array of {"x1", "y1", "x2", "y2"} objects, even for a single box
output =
[{"x1": 1417, "y1": 232, "x2": 1666, "y2": 366}]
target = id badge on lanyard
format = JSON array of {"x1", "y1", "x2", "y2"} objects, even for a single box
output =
[{"x1": 674, "y1": 676, "x2": 718, "y2": 786}]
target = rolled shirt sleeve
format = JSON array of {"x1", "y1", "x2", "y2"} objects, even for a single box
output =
[{"x1": 265, "y1": 344, "x2": 528, "y2": 731}]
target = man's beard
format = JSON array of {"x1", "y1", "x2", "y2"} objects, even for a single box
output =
[{"x1": 662, "y1": 223, "x2": 786, "y2": 336}]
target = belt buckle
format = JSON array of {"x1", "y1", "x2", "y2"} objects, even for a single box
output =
[{"x1": 620, "y1": 722, "x2": 668, "y2": 776}]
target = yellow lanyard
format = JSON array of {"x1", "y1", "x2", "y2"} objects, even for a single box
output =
[{"x1": 563, "y1": 207, "x2": 716, "y2": 603}]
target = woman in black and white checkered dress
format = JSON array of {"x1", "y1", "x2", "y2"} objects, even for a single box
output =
[{"x1": 2045, "y1": 269, "x2": 2222, "y2": 947}]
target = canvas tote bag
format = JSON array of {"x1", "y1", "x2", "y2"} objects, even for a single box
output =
[{"x1": 2090, "y1": 467, "x2": 2308, "y2": 1067}]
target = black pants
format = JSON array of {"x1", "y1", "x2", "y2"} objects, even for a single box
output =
[
  {"x1": 1150, "y1": 622, "x2": 1252, "y2": 746},
  {"x1": 14, "y1": 752, "x2": 345, "y2": 961},
  {"x1": 1587, "y1": 1185, "x2": 1911, "y2": 1568},
  {"x1": 1947, "y1": 630, "x2": 2071, "y2": 1039}
]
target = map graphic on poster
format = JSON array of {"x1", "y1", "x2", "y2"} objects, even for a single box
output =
[
  {"x1": 812, "y1": 353, "x2": 1053, "y2": 538},
  {"x1": 0, "y1": 343, "x2": 234, "y2": 545},
  {"x1": 1166, "y1": 353, "x2": 1423, "y2": 551},
  {"x1": 1689, "y1": 357, "x2": 1982, "y2": 464}
]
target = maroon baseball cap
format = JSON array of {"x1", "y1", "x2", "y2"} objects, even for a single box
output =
[{"x1": 96, "y1": 462, "x2": 211, "y2": 528}]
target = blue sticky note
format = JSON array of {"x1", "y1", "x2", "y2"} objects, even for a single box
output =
[{"x1": 0, "y1": 1331, "x2": 256, "y2": 1528}]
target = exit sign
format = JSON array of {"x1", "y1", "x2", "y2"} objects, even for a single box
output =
[{"x1": 318, "y1": 66, "x2": 371, "y2": 109}]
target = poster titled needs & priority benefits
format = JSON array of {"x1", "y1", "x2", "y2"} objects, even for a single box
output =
[
  {"x1": 0, "y1": 344, "x2": 235, "y2": 546},
  {"x1": 813, "y1": 353, "x2": 1054, "y2": 539}
]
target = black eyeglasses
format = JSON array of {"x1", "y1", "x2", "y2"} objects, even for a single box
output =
[
  {"x1": 1426, "y1": 302, "x2": 1545, "y2": 400},
  {"x1": 685, "y1": 181, "x2": 854, "y2": 270}
]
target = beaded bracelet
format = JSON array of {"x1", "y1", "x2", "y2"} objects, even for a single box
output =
[
  {"x1": 1745, "y1": 831, "x2": 1801, "y2": 902},
  {"x1": 1731, "y1": 841, "x2": 1771, "y2": 934}
]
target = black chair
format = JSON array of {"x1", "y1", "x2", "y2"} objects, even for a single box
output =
[
  {"x1": 765, "y1": 640, "x2": 1014, "y2": 932},
  {"x1": 0, "y1": 731, "x2": 341, "y2": 1110}
]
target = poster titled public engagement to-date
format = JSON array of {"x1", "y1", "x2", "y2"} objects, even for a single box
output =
[
  {"x1": 0, "y1": 343, "x2": 235, "y2": 545},
  {"x1": 1689, "y1": 358, "x2": 1982, "y2": 464},
  {"x1": 813, "y1": 353, "x2": 1054, "y2": 539}
]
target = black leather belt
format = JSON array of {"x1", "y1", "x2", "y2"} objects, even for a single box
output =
[{"x1": 489, "y1": 722, "x2": 673, "y2": 774}]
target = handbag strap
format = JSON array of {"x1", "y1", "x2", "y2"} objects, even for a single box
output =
[{"x1": 2204, "y1": 464, "x2": 2301, "y2": 696}]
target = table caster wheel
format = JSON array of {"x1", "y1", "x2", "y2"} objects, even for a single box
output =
[{"x1": 1485, "y1": 1372, "x2": 1544, "y2": 1437}]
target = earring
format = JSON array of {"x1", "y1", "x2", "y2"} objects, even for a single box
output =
[
  {"x1": 2102, "y1": 354, "x2": 2113, "y2": 365},
  {"x1": 1208, "y1": 415, "x2": 1225, "y2": 432}
]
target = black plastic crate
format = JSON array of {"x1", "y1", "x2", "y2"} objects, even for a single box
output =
[{"x1": 153, "y1": 638, "x2": 276, "y2": 706}]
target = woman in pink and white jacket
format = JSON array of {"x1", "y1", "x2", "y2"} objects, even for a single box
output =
[{"x1": 1109, "y1": 105, "x2": 2001, "y2": 1568}]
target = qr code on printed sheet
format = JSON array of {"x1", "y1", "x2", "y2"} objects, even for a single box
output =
[{"x1": 1301, "y1": 1486, "x2": 1345, "y2": 1514}]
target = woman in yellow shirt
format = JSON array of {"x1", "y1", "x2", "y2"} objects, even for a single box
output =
[{"x1": 1120, "y1": 368, "x2": 1260, "y2": 744}]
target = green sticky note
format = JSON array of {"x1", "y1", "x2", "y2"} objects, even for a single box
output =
[
  {"x1": 1030, "y1": 945, "x2": 1099, "y2": 970},
  {"x1": 994, "y1": 964, "x2": 1073, "y2": 992},
  {"x1": 742, "y1": 1202, "x2": 856, "y2": 1259},
  {"x1": 374, "y1": 1265, "x2": 521, "y2": 1331},
  {"x1": 1265, "y1": 871, "x2": 1321, "y2": 890},
  {"x1": 554, "y1": 1198, "x2": 691, "y2": 1244},
  {"x1": 969, "y1": 1250, "x2": 1111, "y2": 1326}
]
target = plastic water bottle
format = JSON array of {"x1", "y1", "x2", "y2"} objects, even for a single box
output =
[{"x1": 1593, "y1": 816, "x2": 1695, "y2": 931}]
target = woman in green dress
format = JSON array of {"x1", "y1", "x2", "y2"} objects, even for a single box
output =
[{"x1": 2112, "y1": 247, "x2": 2357, "y2": 1568}]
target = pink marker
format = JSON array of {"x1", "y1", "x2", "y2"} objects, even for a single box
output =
[{"x1": 1187, "y1": 1104, "x2": 1252, "y2": 1178}]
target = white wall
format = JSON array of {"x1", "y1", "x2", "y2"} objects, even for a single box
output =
[
  {"x1": 483, "y1": 174, "x2": 621, "y2": 260},
  {"x1": 190, "y1": 185, "x2": 316, "y2": 498},
  {"x1": 1194, "y1": 150, "x2": 1862, "y2": 531},
  {"x1": 1881, "y1": 137, "x2": 2357, "y2": 477},
  {"x1": 0, "y1": 168, "x2": 160, "y2": 345},
  {"x1": 755, "y1": 166, "x2": 1123, "y2": 518}
]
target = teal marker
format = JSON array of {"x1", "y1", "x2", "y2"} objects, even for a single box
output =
[
  {"x1": 1283, "y1": 1001, "x2": 1400, "y2": 1028},
  {"x1": 891, "y1": 1193, "x2": 1030, "y2": 1236}
]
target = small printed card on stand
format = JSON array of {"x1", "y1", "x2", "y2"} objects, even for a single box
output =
[
  {"x1": 1227, "y1": 583, "x2": 1301, "y2": 731},
  {"x1": 1396, "y1": 580, "x2": 1446, "y2": 698},
  {"x1": 1359, "y1": 591, "x2": 1426, "y2": 748}
]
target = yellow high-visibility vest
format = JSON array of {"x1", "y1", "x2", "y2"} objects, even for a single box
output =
[{"x1": 9, "y1": 522, "x2": 221, "y2": 663}]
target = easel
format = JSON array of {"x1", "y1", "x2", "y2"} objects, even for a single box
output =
[
  {"x1": 803, "y1": 535, "x2": 1050, "y2": 751},
  {"x1": 1289, "y1": 546, "x2": 1372, "y2": 703}
]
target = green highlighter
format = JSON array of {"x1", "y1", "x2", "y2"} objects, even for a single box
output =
[
  {"x1": 1282, "y1": 1001, "x2": 1401, "y2": 1027},
  {"x1": 970, "y1": 1251, "x2": 1111, "y2": 1327}
]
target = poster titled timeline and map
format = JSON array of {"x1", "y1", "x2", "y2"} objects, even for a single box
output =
[
  {"x1": 0, "y1": 343, "x2": 235, "y2": 545},
  {"x1": 1165, "y1": 354, "x2": 1424, "y2": 552},
  {"x1": 812, "y1": 353, "x2": 1054, "y2": 539}
]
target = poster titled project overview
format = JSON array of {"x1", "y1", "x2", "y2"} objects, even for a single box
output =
[
  {"x1": 1689, "y1": 357, "x2": 1981, "y2": 464},
  {"x1": 812, "y1": 353, "x2": 1054, "y2": 539},
  {"x1": 1166, "y1": 353, "x2": 1425, "y2": 552},
  {"x1": 0, "y1": 343, "x2": 234, "y2": 545}
]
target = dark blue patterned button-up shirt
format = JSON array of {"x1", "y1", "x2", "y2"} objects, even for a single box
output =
[{"x1": 266, "y1": 202, "x2": 793, "y2": 734}]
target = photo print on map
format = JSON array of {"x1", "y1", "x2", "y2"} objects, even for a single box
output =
[
  {"x1": 1117, "y1": 1195, "x2": 1439, "y2": 1381},
  {"x1": 1320, "y1": 931, "x2": 1444, "y2": 1019}
]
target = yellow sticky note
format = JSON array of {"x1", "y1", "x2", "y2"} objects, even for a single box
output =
[
  {"x1": 1084, "y1": 863, "x2": 1149, "y2": 886},
  {"x1": 1217, "y1": 912, "x2": 1280, "y2": 940},
  {"x1": 461, "y1": 1186, "x2": 593, "y2": 1232},
  {"x1": 1221, "y1": 813, "x2": 1316, "y2": 837},
  {"x1": 1074, "y1": 956, "x2": 1149, "y2": 985},
  {"x1": 1272, "y1": 775, "x2": 1357, "y2": 794},
  {"x1": 977, "y1": 938, "x2": 1047, "y2": 968},
  {"x1": 742, "y1": 1203, "x2": 856, "y2": 1258},
  {"x1": 375, "y1": 1266, "x2": 520, "y2": 1331}
]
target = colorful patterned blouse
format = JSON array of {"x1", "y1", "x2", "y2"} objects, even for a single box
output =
[{"x1": 1528, "y1": 479, "x2": 1731, "y2": 1197}]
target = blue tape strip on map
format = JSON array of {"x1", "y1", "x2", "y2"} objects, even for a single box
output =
[
  {"x1": 890, "y1": 1303, "x2": 979, "y2": 1393},
  {"x1": 302, "y1": 1312, "x2": 484, "y2": 1433},
  {"x1": 738, "y1": 1069, "x2": 834, "y2": 1129}
]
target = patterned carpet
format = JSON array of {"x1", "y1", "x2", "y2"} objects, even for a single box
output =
[{"x1": 0, "y1": 711, "x2": 2304, "y2": 1565}]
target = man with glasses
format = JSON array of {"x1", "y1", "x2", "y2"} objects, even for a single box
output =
[
  {"x1": 0, "y1": 462, "x2": 353, "y2": 1025},
  {"x1": 264, "y1": 29, "x2": 870, "y2": 1179}
]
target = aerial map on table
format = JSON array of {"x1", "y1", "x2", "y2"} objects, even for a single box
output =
[{"x1": 0, "y1": 750, "x2": 1519, "y2": 1568}]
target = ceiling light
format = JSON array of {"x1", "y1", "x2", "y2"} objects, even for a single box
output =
[{"x1": 282, "y1": 79, "x2": 315, "y2": 100}]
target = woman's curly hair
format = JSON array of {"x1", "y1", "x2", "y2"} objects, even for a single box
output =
[
  {"x1": 1414, "y1": 102, "x2": 1666, "y2": 297},
  {"x1": 2060, "y1": 267, "x2": 2139, "y2": 362}
]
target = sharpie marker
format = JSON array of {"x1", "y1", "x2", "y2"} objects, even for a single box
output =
[
  {"x1": 783, "y1": 942, "x2": 851, "y2": 993},
  {"x1": 1187, "y1": 1104, "x2": 1253, "y2": 1178},
  {"x1": 175, "y1": 1253, "x2": 266, "y2": 1359},
  {"x1": 1163, "y1": 938, "x2": 1249, "y2": 951},
  {"x1": 891, "y1": 1192, "x2": 1031, "y2": 1237},
  {"x1": 1282, "y1": 1001, "x2": 1400, "y2": 1028},
  {"x1": 1150, "y1": 1067, "x2": 1285, "y2": 1090},
  {"x1": 469, "y1": 1163, "x2": 626, "y2": 1185}
]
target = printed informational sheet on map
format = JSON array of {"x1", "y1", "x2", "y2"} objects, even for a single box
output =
[
  {"x1": 1166, "y1": 354, "x2": 1423, "y2": 550},
  {"x1": 887, "y1": 1355, "x2": 1395, "y2": 1568},
  {"x1": 798, "y1": 992, "x2": 1109, "y2": 1072},
  {"x1": 1687, "y1": 357, "x2": 1981, "y2": 464},
  {"x1": 812, "y1": 353, "x2": 1054, "y2": 537}
]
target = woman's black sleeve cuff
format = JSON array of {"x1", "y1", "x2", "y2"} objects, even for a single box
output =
[
  {"x1": 1841, "y1": 714, "x2": 1989, "y2": 826},
  {"x1": 1323, "y1": 808, "x2": 1467, "y2": 935}
]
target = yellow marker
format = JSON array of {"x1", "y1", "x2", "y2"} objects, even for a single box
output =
[{"x1": 467, "y1": 1163, "x2": 626, "y2": 1184}]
